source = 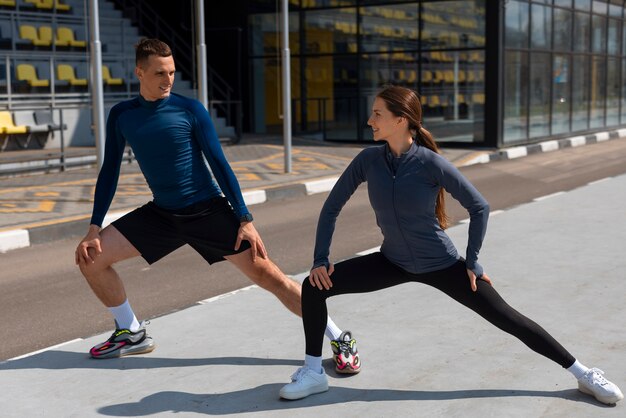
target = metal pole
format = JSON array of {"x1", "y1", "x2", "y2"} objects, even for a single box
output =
[
  {"x1": 196, "y1": 0, "x2": 208, "y2": 109},
  {"x1": 88, "y1": 0, "x2": 106, "y2": 171},
  {"x1": 281, "y1": 0, "x2": 292, "y2": 173}
]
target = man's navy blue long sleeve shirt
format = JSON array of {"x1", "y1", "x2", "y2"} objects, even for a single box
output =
[
  {"x1": 90, "y1": 93, "x2": 250, "y2": 227},
  {"x1": 314, "y1": 141, "x2": 490, "y2": 277}
]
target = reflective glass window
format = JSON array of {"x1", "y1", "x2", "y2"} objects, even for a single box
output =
[
  {"x1": 591, "y1": 15, "x2": 607, "y2": 53},
  {"x1": 505, "y1": 0, "x2": 529, "y2": 49},
  {"x1": 504, "y1": 51, "x2": 529, "y2": 142},
  {"x1": 552, "y1": 54, "x2": 571, "y2": 135},
  {"x1": 606, "y1": 58, "x2": 619, "y2": 125},
  {"x1": 304, "y1": 7, "x2": 357, "y2": 54},
  {"x1": 554, "y1": 0, "x2": 572, "y2": 7},
  {"x1": 574, "y1": 0, "x2": 591, "y2": 11},
  {"x1": 418, "y1": 50, "x2": 484, "y2": 143},
  {"x1": 529, "y1": 52, "x2": 551, "y2": 138},
  {"x1": 572, "y1": 54, "x2": 590, "y2": 131},
  {"x1": 592, "y1": 1, "x2": 608, "y2": 14},
  {"x1": 607, "y1": 19, "x2": 621, "y2": 55},
  {"x1": 531, "y1": 4, "x2": 551, "y2": 49},
  {"x1": 421, "y1": 1, "x2": 486, "y2": 50},
  {"x1": 554, "y1": 8, "x2": 572, "y2": 51},
  {"x1": 574, "y1": 11, "x2": 591, "y2": 52},
  {"x1": 360, "y1": 3, "x2": 418, "y2": 52},
  {"x1": 249, "y1": 12, "x2": 300, "y2": 56},
  {"x1": 622, "y1": 58, "x2": 626, "y2": 124},
  {"x1": 590, "y1": 55, "x2": 606, "y2": 128}
]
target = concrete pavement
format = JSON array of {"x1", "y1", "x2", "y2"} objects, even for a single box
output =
[{"x1": 0, "y1": 171, "x2": 624, "y2": 417}]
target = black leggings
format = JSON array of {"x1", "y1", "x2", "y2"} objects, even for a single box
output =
[{"x1": 301, "y1": 252, "x2": 575, "y2": 368}]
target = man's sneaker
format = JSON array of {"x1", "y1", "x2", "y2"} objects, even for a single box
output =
[
  {"x1": 89, "y1": 321, "x2": 155, "y2": 359},
  {"x1": 279, "y1": 366, "x2": 329, "y2": 400},
  {"x1": 577, "y1": 368, "x2": 624, "y2": 404},
  {"x1": 330, "y1": 330, "x2": 361, "y2": 374}
]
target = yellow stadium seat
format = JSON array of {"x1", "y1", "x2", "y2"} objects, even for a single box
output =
[
  {"x1": 472, "y1": 93, "x2": 485, "y2": 104},
  {"x1": 421, "y1": 70, "x2": 433, "y2": 83},
  {"x1": 57, "y1": 27, "x2": 87, "y2": 48},
  {"x1": 16, "y1": 63, "x2": 50, "y2": 87},
  {"x1": 19, "y1": 25, "x2": 50, "y2": 47},
  {"x1": 103, "y1": 65, "x2": 123, "y2": 86},
  {"x1": 0, "y1": 111, "x2": 28, "y2": 134},
  {"x1": 0, "y1": 0, "x2": 17, "y2": 7},
  {"x1": 27, "y1": 0, "x2": 71, "y2": 11},
  {"x1": 57, "y1": 64, "x2": 88, "y2": 86}
]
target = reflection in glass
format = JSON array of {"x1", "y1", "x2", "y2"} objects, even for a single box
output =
[
  {"x1": 607, "y1": 19, "x2": 621, "y2": 56},
  {"x1": 592, "y1": 15, "x2": 607, "y2": 53},
  {"x1": 304, "y1": 7, "x2": 357, "y2": 54},
  {"x1": 590, "y1": 56, "x2": 606, "y2": 128},
  {"x1": 572, "y1": 55, "x2": 590, "y2": 131},
  {"x1": 553, "y1": 8, "x2": 572, "y2": 51},
  {"x1": 505, "y1": 0, "x2": 529, "y2": 49},
  {"x1": 504, "y1": 51, "x2": 529, "y2": 143},
  {"x1": 574, "y1": 12, "x2": 591, "y2": 52},
  {"x1": 360, "y1": 3, "x2": 418, "y2": 53},
  {"x1": 606, "y1": 58, "x2": 619, "y2": 126},
  {"x1": 622, "y1": 58, "x2": 626, "y2": 124},
  {"x1": 249, "y1": 13, "x2": 299, "y2": 56},
  {"x1": 529, "y1": 52, "x2": 550, "y2": 138},
  {"x1": 421, "y1": 1, "x2": 486, "y2": 50},
  {"x1": 530, "y1": 4, "x2": 551, "y2": 49},
  {"x1": 552, "y1": 55, "x2": 570, "y2": 135},
  {"x1": 418, "y1": 50, "x2": 485, "y2": 143}
]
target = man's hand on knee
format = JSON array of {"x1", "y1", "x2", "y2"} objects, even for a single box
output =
[{"x1": 76, "y1": 225, "x2": 103, "y2": 265}]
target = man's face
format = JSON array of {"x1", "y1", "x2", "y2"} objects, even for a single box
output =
[{"x1": 135, "y1": 55, "x2": 175, "y2": 101}]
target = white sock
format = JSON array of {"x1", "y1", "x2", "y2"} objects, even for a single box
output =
[
  {"x1": 108, "y1": 299, "x2": 140, "y2": 332},
  {"x1": 305, "y1": 354, "x2": 323, "y2": 374},
  {"x1": 324, "y1": 316, "x2": 342, "y2": 340},
  {"x1": 567, "y1": 359, "x2": 589, "y2": 379}
]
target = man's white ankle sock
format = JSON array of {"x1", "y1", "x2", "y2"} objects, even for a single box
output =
[{"x1": 108, "y1": 299, "x2": 140, "y2": 332}]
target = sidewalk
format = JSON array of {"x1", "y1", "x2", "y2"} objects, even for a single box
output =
[
  {"x1": 1, "y1": 173, "x2": 624, "y2": 417},
  {"x1": 1, "y1": 130, "x2": 624, "y2": 253}
]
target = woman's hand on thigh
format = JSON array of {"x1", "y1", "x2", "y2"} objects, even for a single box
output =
[
  {"x1": 466, "y1": 268, "x2": 493, "y2": 292},
  {"x1": 309, "y1": 264, "x2": 334, "y2": 290}
]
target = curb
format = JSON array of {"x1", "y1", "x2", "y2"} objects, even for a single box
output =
[{"x1": 1, "y1": 129, "x2": 624, "y2": 253}]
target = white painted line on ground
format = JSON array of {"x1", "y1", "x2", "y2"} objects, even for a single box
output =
[
  {"x1": 196, "y1": 285, "x2": 258, "y2": 305},
  {"x1": 618, "y1": 128, "x2": 626, "y2": 137},
  {"x1": 102, "y1": 210, "x2": 131, "y2": 228},
  {"x1": 533, "y1": 191, "x2": 566, "y2": 202},
  {"x1": 356, "y1": 246, "x2": 381, "y2": 256},
  {"x1": 243, "y1": 190, "x2": 267, "y2": 206},
  {"x1": 305, "y1": 177, "x2": 339, "y2": 195},
  {"x1": 490, "y1": 210, "x2": 504, "y2": 217},
  {"x1": 4, "y1": 338, "x2": 83, "y2": 363},
  {"x1": 290, "y1": 271, "x2": 310, "y2": 282},
  {"x1": 587, "y1": 177, "x2": 613, "y2": 186},
  {"x1": 459, "y1": 153, "x2": 490, "y2": 167},
  {"x1": 0, "y1": 229, "x2": 30, "y2": 253},
  {"x1": 459, "y1": 218, "x2": 470, "y2": 224}
]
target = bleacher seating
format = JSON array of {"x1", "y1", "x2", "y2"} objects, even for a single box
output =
[
  {"x1": 102, "y1": 64, "x2": 123, "y2": 86},
  {"x1": 0, "y1": 0, "x2": 16, "y2": 8},
  {"x1": 56, "y1": 26, "x2": 86, "y2": 47},
  {"x1": 19, "y1": 24, "x2": 50, "y2": 47},
  {"x1": 16, "y1": 63, "x2": 49, "y2": 87},
  {"x1": 56, "y1": 63, "x2": 87, "y2": 87},
  {"x1": 24, "y1": 0, "x2": 71, "y2": 12}
]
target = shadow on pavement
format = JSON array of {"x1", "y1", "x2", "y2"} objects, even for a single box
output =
[
  {"x1": 0, "y1": 350, "x2": 301, "y2": 370},
  {"x1": 96, "y1": 385, "x2": 605, "y2": 416}
]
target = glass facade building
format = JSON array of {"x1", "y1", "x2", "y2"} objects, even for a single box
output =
[{"x1": 247, "y1": 0, "x2": 626, "y2": 148}]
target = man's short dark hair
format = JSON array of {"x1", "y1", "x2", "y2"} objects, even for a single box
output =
[{"x1": 135, "y1": 38, "x2": 172, "y2": 67}]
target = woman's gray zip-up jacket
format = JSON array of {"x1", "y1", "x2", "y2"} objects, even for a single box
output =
[{"x1": 313, "y1": 141, "x2": 490, "y2": 278}]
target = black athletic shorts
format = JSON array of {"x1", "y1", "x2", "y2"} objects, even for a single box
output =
[{"x1": 112, "y1": 196, "x2": 251, "y2": 265}]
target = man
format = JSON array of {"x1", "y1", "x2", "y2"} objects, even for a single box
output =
[{"x1": 75, "y1": 39, "x2": 360, "y2": 374}]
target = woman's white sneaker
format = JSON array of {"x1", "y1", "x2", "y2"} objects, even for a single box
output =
[
  {"x1": 577, "y1": 368, "x2": 624, "y2": 404},
  {"x1": 279, "y1": 366, "x2": 329, "y2": 400}
]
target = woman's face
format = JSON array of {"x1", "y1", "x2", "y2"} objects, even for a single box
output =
[{"x1": 367, "y1": 97, "x2": 403, "y2": 142}]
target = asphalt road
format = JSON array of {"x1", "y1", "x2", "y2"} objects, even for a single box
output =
[{"x1": 1, "y1": 138, "x2": 626, "y2": 361}]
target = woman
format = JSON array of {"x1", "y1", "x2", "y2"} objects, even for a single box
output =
[{"x1": 279, "y1": 85, "x2": 622, "y2": 404}]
